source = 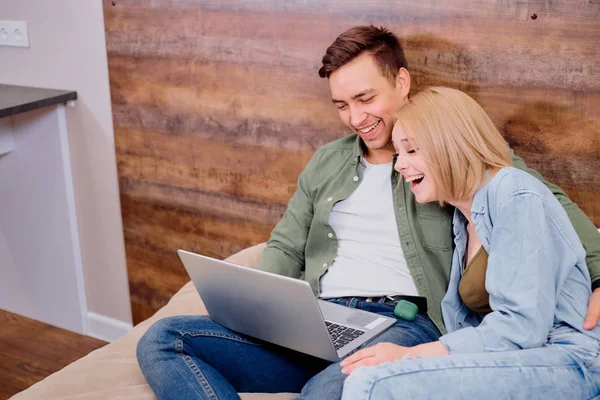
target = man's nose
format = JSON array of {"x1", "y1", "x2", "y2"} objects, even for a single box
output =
[{"x1": 349, "y1": 106, "x2": 366, "y2": 128}]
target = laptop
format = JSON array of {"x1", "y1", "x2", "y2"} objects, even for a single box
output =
[{"x1": 178, "y1": 250, "x2": 396, "y2": 362}]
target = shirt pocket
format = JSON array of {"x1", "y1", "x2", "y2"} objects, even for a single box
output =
[{"x1": 416, "y1": 203, "x2": 454, "y2": 251}]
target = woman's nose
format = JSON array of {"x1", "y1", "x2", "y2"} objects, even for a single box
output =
[{"x1": 394, "y1": 156, "x2": 407, "y2": 173}]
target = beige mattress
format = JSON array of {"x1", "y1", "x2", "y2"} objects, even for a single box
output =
[{"x1": 12, "y1": 243, "x2": 297, "y2": 400}]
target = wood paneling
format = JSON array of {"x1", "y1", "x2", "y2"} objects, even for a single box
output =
[
  {"x1": 0, "y1": 309, "x2": 106, "y2": 399},
  {"x1": 104, "y1": 0, "x2": 600, "y2": 324}
]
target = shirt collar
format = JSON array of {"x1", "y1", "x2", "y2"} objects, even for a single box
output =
[
  {"x1": 452, "y1": 208, "x2": 469, "y2": 238},
  {"x1": 350, "y1": 133, "x2": 397, "y2": 169},
  {"x1": 471, "y1": 169, "x2": 494, "y2": 216},
  {"x1": 350, "y1": 133, "x2": 367, "y2": 165}
]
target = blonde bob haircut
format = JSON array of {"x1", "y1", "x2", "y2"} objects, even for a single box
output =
[{"x1": 395, "y1": 87, "x2": 512, "y2": 205}]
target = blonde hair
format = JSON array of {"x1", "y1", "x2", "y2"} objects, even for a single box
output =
[{"x1": 395, "y1": 87, "x2": 512, "y2": 205}]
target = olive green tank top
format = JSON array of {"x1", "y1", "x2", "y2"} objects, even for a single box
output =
[{"x1": 459, "y1": 246, "x2": 492, "y2": 315}]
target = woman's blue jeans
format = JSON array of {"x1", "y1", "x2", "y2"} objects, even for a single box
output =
[
  {"x1": 136, "y1": 298, "x2": 441, "y2": 400},
  {"x1": 342, "y1": 324, "x2": 600, "y2": 400}
]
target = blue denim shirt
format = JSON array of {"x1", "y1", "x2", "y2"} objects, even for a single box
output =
[{"x1": 440, "y1": 167, "x2": 600, "y2": 353}]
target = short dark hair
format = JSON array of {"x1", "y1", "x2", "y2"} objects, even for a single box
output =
[{"x1": 318, "y1": 25, "x2": 408, "y2": 85}]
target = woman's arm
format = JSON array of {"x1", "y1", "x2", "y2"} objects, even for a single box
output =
[
  {"x1": 511, "y1": 151, "x2": 600, "y2": 329},
  {"x1": 440, "y1": 191, "x2": 574, "y2": 353}
]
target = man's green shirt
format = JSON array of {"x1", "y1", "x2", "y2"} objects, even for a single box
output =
[{"x1": 257, "y1": 134, "x2": 600, "y2": 334}]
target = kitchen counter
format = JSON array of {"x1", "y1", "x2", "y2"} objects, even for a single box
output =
[{"x1": 0, "y1": 84, "x2": 77, "y2": 119}]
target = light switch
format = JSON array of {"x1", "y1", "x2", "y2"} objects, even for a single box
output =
[{"x1": 0, "y1": 20, "x2": 29, "y2": 48}]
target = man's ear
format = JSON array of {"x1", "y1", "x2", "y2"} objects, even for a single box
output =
[{"x1": 396, "y1": 67, "x2": 411, "y2": 100}]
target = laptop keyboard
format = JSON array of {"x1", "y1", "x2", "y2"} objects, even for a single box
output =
[{"x1": 325, "y1": 321, "x2": 365, "y2": 350}]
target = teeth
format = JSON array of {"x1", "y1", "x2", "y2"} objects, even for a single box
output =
[
  {"x1": 405, "y1": 174, "x2": 424, "y2": 183},
  {"x1": 360, "y1": 120, "x2": 380, "y2": 134}
]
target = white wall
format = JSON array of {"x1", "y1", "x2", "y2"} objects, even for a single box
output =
[{"x1": 0, "y1": 0, "x2": 133, "y2": 334}]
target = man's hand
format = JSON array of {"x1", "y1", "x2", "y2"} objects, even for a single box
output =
[
  {"x1": 584, "y1": 288, "x2": 600, "y2": 330},
  {"x1": 340, "y1": 341, "x2": 450, "y2": 375}
]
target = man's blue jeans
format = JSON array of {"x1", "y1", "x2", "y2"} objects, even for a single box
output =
[{"x1": 136, "y1": 298, "x2": 441, "y2": 400}]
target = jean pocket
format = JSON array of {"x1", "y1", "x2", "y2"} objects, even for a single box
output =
[{"x1": 548, "y1": 325, "x2": 600, "y2": 359}]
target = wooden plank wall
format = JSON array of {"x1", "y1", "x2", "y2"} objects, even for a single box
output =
[{"x1": 103, "y1": 0, "x2": 600, "y2": 324}]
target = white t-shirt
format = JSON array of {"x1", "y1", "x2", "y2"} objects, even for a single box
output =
[{"x1": 319, "y1": 159, "x2": 419, "y2": 298}]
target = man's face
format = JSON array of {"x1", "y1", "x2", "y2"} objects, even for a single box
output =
[{"x1": 328, "y1": 53, "x2": 410, "y2": 154}]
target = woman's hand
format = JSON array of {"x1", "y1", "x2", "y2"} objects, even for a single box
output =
[
  {"x1": 340, "y1": 342, "x2": 409, "y2": 375},
  {"x1": 340, "y1": 341, "x2": 450, "y2": 375}
]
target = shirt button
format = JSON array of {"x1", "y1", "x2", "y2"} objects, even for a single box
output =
[
  {"x1": 322, "y1": 263, "x2": 328, "y2": 268},
  {"x1": 327, "y1": 197, "x2": 333, "y2": 202},
  {"x1": 328, "y1": 233, "x2": 333, "y2": 238},
  {"x1": 353, "y1": 176, "x2": 359, "y2": 182}
]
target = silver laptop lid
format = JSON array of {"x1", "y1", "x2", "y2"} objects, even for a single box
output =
[{"x1": 177, "y1": 250, "x2": 339, "y2": 361}]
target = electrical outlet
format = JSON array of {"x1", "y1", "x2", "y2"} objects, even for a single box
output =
[{"x1": 0, "y1": 20, "x2": 29, "y2": 48}]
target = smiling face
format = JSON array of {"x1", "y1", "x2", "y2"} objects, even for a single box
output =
[
  {"x1": 392, "y1": 122, "x2": 438, "y2": 204},
  {"x1": 328, "y1": 53, "x2": 410, "y2": 163},
  {"x1": 392, "y1": 87, "x2": 513, "y2": 206}
]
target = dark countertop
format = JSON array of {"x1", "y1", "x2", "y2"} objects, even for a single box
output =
[{"x1": 0, "y1": 84, "x2": 77, "y2": 119}]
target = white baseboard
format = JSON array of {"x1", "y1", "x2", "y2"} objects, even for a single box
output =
[{"x1": 87, "y1": 312, "x2": 133, "y2": 342}]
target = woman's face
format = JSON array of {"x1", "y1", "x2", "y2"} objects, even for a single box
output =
[{"x1": 392, "y1": 122, "x2": 438, "y2": 204}]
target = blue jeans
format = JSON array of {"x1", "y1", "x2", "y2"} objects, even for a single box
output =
[
  {"x1": 342, "y1": 324, "x2": 600, "y2": 400},
  {"x1": 136, "y1": 298, "x2": 441, "y2": 400}
]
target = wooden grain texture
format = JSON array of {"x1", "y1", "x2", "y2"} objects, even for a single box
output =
[
  {"x1": 0, "y1": 309, "x2": 106, "y2": 399},
  {"x1": 104, "y1": 0, "x2": 600, "y2": 324}
]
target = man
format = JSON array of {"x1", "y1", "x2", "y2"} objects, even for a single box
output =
[{"x1": 137, "y1": 26, "x2": 600, "y2": 400}]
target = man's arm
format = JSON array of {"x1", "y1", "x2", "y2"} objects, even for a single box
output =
[
  {"x1": 511, "y1": 150, "x2": 600, "y2": 328},
  {"x1": 256, "y1": 151, "x2": 321, "y2": 278}
]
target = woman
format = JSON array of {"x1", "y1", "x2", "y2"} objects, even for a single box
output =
[{"x1": 340, "y1": 87, "x2": 600, "y2": 399}]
